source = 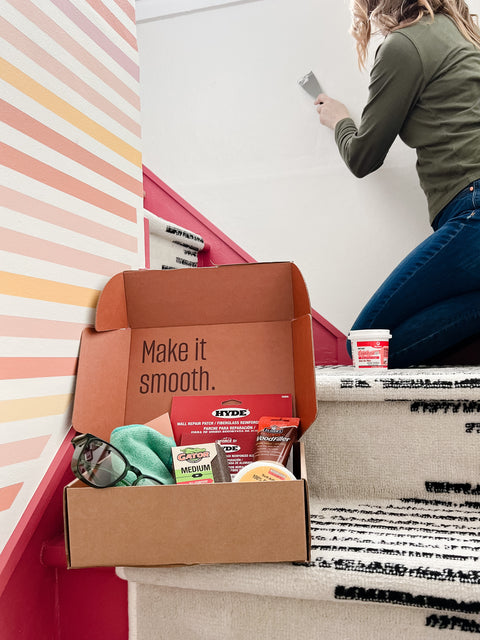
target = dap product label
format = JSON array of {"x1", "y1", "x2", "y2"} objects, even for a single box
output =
[{"x1": 356, "y1": 340, "x2": 389, "y2": 368}]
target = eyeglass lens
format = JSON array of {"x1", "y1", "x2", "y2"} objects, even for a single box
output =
[{"x1": 78, "y1": 439, "x2": 127, "y2": 487}]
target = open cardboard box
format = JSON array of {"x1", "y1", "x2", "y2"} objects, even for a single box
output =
[{"x1": 64, "y1": 262, "x2": 317, "y2": 568}]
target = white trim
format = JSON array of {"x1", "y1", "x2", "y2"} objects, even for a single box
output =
[{"x1": 135, "y1": 0, "x2": 260, "y2": 23}]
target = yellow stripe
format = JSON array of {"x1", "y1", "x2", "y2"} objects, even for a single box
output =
[
  {"x1": 0, "y1": 271, "x2": 100, "y2": 307},
  {"x1": 0, "y1": 57, "x2": 141, "y2": 166},
  {"x1": 0, "y1": 394, "x2": 73, "y2": 423}
]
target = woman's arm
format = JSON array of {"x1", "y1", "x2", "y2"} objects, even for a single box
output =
[{"x1": 318, "y1": 33, "x2": 425, "y2": 178}]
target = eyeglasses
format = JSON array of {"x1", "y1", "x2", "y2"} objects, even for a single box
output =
[{"x1": 71, "y1": 433, "x2": 163, "y2": 488}]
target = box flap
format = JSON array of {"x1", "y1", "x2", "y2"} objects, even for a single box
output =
[
  {"x1": 72, "y1": 327, "x2": 131, "y2": 440},
  {"x1": 291, "y1": 263, "x2": 312, "y2": 318},
  {"x1": 292, "y1": 315, "x2": 318, "y2": 435},
  {"x1": 95, "y1": 272, "x2": 128, "y2": 331},
  {"x1": 95, "y1": 263, "x2": 311, "y2": 330}
]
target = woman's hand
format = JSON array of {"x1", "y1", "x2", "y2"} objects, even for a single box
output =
[{"x1": 314, "y1": 94, "x2": 350, "y2": 130}]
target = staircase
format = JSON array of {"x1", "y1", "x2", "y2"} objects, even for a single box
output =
[
  {"x1": 117, "y1": 365, "x2": 480, "y2": 640},
  {"x1": 25, "y1": 182, "x2": 479, "y2": 638}
]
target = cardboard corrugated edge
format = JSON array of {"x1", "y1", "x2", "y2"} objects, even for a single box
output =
[
  {"x1": 303, "y1": 479, "x2": 311, "y2": 563},
  {"x1": 63, "y1": 482, "x2": 71, "y2": 567},
  {"x1": 293, "y1": 441, "x2": 311, "y2": 562},
  {"x1": 298, "y1": 442, "x2": 311, "y2": 562}
]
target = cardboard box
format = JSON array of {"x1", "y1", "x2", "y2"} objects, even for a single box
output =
[{"x1": 65, "y1": 262, "x2": 317, "y2": 568}]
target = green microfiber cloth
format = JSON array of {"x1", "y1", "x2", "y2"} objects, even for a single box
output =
[{"x1": 110, "y1": 424, "x2": 175, "y2": 486}]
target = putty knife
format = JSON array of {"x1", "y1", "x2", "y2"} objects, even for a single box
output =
[{"x1": 298, "y1": 71, "x2": 323, "y2": 98}]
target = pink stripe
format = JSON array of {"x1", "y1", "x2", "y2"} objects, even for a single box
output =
[
  {"x1": 1, "y1": 100, "x2": 142, "y2": 196},
  {"x1": 0, "y1": 436, "x2": 51, "y2": 468},
  {"x1": 1, "y1": 143, "x2": 137, "y2": 223},
  {"x1": 0, "y1": 358, "x2": 78, "y2": 380},
  {"x1": 112, "y1": 0, "x2": 135, "y2": 23},
  {"x1": 0, "y1": 316, "x2": 88, "y2": 339},
  {"x1": 0, "y1": 17, "x2": 140, "y2": 137},
  {"x1": 0, "y1": 186, "x2": 137, "y2": 252},
  {"x1": 0, "y1": 484, "x2": 23, "y2": 512},
  {"x1": 51, "y1": 0, "x2": 139, "y2": 81},
  {"x1": 10, "y1": 0, "x2": 140, "y2": 110},
  {"x1": 0, "y1": 227, "x2": 129, "y2": 275},
  {"x1": 85, "y1": 0, "x2": 137, "y2": 50}
]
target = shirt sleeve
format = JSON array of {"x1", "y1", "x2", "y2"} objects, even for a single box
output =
[{"x1": 335, "y1": 32, "x2": 425, "y2": 178}]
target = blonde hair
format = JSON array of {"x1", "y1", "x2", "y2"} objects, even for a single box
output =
[{"x1": 350, "y1": 0, "x2": 480, "y2": 68}]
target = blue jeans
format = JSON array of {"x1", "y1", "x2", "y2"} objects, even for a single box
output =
[{"x1": 348, "y1": 179, "x2": 480, "y2": 367}]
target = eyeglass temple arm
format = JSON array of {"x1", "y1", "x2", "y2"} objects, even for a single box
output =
[{"x1": 71, "y1": 433, "x2": 90, "y2": 447}]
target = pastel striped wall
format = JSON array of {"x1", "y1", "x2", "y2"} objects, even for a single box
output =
[{"x1": 0, "y1": 0, "x2": 143, "y2": 555}]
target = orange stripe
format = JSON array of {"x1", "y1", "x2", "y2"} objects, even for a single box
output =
[
  {"x1": 1, "y1": 143, "x2": 137, "y2": 222},
  {"x1": 0, "y1": 394, "x2": 73, "y2": 423},
  {"x1": 0, "y1": 358, "x2": 78, "y2": 380},
  {"x1": 0, "y1": 436, "x2": 51, "y2": 467},
  {"x1": 85, "y1": 0, "x2": 137, "y2": 50},
  {"x1": 0, "y1": 271, "x2": 100, "y2": 307},
  {"x1": 0, "y1": 393, "x2": 73, "y2": 422},
  {"x1": 0, "y1": 316, "x2": 88, "y2": 339},
  {"x1": 0, "y1": 484, "x2": 23, "y2": 512},
  {"x1": 0, "y1": 227, "x2": 129, "y2": 275},
  {"x1": 0, "y1": 100, "x2": 143, "y2": 196},
  {"x1": 0, "y1": 16, "x2": 140, "y2": 136},
  {"x1": 0, "y1": 57, "x2": 141, "y2": 165},
  {"x1": 0, "y1": 186, "x2": 137, "y2": 252}
]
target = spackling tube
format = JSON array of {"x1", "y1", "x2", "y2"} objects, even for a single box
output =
[{"x1": 253, "y1": 417, "x2": 300, "y2": 466}]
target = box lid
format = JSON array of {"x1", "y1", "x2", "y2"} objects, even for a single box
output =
[
  {"x1": 95, "y1": 262, "x2": 311, "y2": 330},
  {"x1": 73, "y1": 263, "x2": 317, "y2": 440}
]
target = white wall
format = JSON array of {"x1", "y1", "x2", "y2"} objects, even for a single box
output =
[{"x1": 136, "y1": 0, "x2": 479, "y2": 334}]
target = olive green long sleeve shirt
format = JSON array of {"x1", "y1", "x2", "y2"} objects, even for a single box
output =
[{"x1": 335, "y1": 14, "x2": 480, "y2": 223}]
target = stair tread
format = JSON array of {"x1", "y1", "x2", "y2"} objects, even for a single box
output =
[{"x1": 315, "y1": 366, "x2": 480, "y2": 401}]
